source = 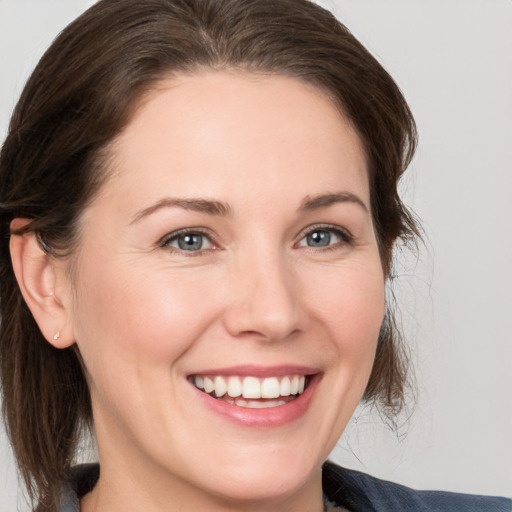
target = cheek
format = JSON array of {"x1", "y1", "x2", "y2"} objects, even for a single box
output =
[
  {"x1": 71, "y1": 258, "x2": 223, "y2": 368},
  {"x1": 305, "y1": 259, "x2": 385, "y2": 382},
  {"x1": 309, "y1": 262, "x2": 385, "y2": 339}
]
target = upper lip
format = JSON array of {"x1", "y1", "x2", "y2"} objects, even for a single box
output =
[{"x1": 188, "y1": 365, "x2": 321, "y2": 378}]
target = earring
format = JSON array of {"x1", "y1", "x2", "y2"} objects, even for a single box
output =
[{"x1": 53, "y1": 331, "x2": 60, "y2": 341}]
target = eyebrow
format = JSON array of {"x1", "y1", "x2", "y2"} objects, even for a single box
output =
[
  {"x1": 299, "y1": 192, "x2": 368, "y2": 212},
  {"x1": 131, "y1": 191, "x2": 367, "y2": 224},
  {"x1": 130, "y1": 197, "x2": 231, "y2": 224}
]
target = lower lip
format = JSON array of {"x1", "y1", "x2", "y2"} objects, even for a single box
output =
[{"x1": 191, "y1": 374, "x2": 321, "y2": 427}]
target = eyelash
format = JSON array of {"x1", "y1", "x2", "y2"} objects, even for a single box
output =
[
  {"x1": 158, "y1": 224, "x2": 353, "y2": 255},
  {"x1": 295, "y1": 224, "x2": 354, "y2": 251},
  {"x1": 159, "y1": 227, "x2": 218, "y2": 256}
]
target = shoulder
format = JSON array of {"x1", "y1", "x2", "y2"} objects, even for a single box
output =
[
  {"x1": 49, "y1": 462, "x2": 511, "y2": 512},
  {"x1": 322, "y1": 461, "x2": 511, "y2": 512}
]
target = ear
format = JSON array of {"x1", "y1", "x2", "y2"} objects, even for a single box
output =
[{"x1": 9, "y1": 218, "x2": 74, "y2": 348}]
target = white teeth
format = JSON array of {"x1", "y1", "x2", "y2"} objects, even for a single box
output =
[
  {"x1": 280, "y1": 376, "x2": 291, "y2": 396},
  {"x1": 242, "y1": 377, "x2": 261, "y2": 398},
  {"x1": 290, "y1": 376, "x2": 299, "y2": 395},
  {"x1": 194, "y1": 375, "x2": 203, "y2": 389},
  {"x1": 235, "y1": 398, "x2": 287, "y2": 408},
  {"x1": 214, "y1": 376, "x2": 227, "y2": 397},
  {"x1": 192, "y1": 374, "x2": 309, "y2": 401},
  {"x1": 227, "y1": 376, "x2": 242, "y2": 397},
  {"x1": 261, "y1": 377, "x2": 280, "y2": 398},
  {"x1": 203, "y1": 376, "x2": 214, "y2": 394},
  {"x1": 298, "y1": 375, "x2": 305, "y2": 394}
]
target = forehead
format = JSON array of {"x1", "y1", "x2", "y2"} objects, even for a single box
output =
[{"x1": 98, "y1": 71, "x2": 369, "y2": 213}]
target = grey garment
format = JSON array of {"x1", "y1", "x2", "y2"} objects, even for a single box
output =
[
  {"x1": 56, "y1": 464, "x2": 99, "y2": 512},
  {"x1": 55, "y1": 462, "x2": 512, "y2": 512},
  {"x1": 323, "y1": 496, "x2": 349, "y2": 511},
  {"x1": 321, "y1": 461, "x2": 512, "y2": 512},
  {"x1": 57, "y1": 486, "x2": 79, "y2": 512}
]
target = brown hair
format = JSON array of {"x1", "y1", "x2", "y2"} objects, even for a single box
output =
[{"x1": 0, "y1": 0, "x2": 418, "y2": 508}]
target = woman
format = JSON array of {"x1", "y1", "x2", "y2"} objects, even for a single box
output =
[{"x1": 0, "y1": 0, "x2": 509, "y2": 511}]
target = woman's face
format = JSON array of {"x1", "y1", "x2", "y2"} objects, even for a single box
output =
[{"x1": 64, "y1": 72, "x2": 385, "y2": 508}]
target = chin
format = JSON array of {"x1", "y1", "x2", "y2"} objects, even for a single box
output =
[
  {"x1": 186, "y1": 441, "x2": 324, "y2": 505},
  {"x1": 209, "y1": 464, "x2": 317, "y2": 505}
]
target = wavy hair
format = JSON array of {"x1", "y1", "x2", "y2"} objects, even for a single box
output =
[{"x1": 0, "y1": 0, "x2": 418, "y2": 508}]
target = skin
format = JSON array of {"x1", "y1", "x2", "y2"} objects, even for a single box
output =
[{"x1": 12, "y1": 71, "x2": 385, "y2": 512}]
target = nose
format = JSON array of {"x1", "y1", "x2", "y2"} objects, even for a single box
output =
[{"x1": 223, "y1": 251, "x2": 302, "y2": 342}]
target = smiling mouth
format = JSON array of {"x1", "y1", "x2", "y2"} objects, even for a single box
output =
[{"x1": 190, "y1": 375, "x2": 310, "y2": 409}]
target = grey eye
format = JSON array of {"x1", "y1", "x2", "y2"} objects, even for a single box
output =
[
  {"x1": 305, "y1": 230, "x2": 332, "y2": 247},
  {"x1": 163, "y1": 232, "x2": 214, "y2": 252},
  {"x1": 297, "y1": 227, "x2": 349, "y2": 249},
  {"x1": 177, "y1": 234, "x2": 204, "y2": 251}
]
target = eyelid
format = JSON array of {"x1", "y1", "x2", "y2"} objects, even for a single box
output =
[
  {"x1": 158, "y1": 227, "x2": 219, "y2": 252},
  {"x1": 157, "y1": 223, "x2": 353, "y2": 253},
  {"x1": 295, "y1": 223, "x2": 354, "y2": 248}
]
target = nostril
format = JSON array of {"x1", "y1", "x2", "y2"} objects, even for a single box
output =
[{"x1": 224, "y1": 311, "x2": 302, "y2": 343}]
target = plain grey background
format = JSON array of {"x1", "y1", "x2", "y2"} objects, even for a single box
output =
[{"x1": 1, "y1": 0, "x2": 511, "y2": 510}]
